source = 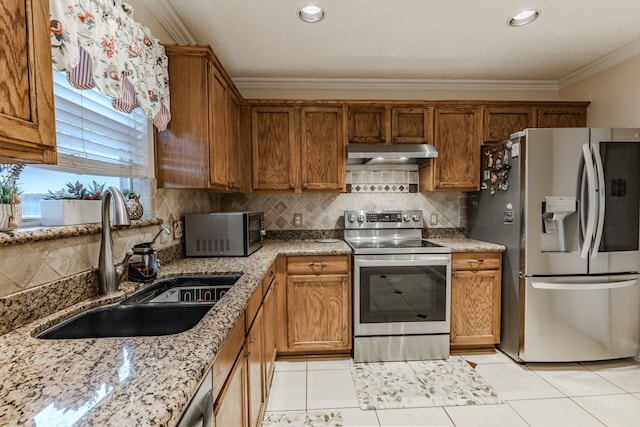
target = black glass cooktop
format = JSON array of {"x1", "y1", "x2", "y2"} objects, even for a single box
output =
[{"x1": 345, "y1": 238, "x2": 451, "y2": 254}]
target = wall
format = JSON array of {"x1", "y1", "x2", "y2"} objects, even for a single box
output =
[{"x1": 560, "y1": 55, "x2": 640, "y2": 127}]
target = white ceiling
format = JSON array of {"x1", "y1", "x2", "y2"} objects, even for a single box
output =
[{"x1": 148, "y1": 0, "x2": 640, "y2": 85}]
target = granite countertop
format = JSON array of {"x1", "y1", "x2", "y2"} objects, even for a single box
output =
[
  {"x1": 428, "y1": 237, "x2": 505, "y2": 253},
  {"x1": 0, "y1": 240, "x2": 351, "y2": 427}
]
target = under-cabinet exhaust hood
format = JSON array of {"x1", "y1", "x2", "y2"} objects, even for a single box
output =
[{"x1": 347, "y1": 143, "x2": 438, "y2": 165}]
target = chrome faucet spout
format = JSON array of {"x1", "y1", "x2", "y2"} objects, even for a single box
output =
[{"x1": 98, "y1": 187, "x2": 131, "y2": 295}]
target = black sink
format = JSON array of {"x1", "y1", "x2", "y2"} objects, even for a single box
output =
[
  {"x1": 36, "y1": 274, "x2": 242, "y2": 339},
  {"x1": 37, "y1": 304, "x2": 214, "y2": 339}
]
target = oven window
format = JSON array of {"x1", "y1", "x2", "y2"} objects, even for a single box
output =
[{"x1": 359, "y1": 265, "x2": 447, "y2": 323}]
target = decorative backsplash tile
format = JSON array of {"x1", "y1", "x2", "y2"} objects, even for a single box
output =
[{"x1": 346, "y1": 169, "x2": 419, "y2": 193}]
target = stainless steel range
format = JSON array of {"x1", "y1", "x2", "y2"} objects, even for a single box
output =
[{"x1": 344, "y1": 210, "x2": 452, "y2": 362}]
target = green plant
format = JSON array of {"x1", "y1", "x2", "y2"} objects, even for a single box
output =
[
  {"x1": 0, "y1": 164, "x2": 25, "y2": 204},
  {"x1": 44, "y1": 180, "x2": 106, "y2": 200},
  {"x1": 122, "y1": 188, "x2": 137, "y2": 198}
]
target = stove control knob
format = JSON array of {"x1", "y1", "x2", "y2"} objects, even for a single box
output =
[
  {"x1": 347, "y1": 214, "x2": 356, "y2": 223},
  {"x1": 403, "y1": 214, "x2": 411, "y2": 222},
  {"x1": 357, "y1": 214, "x2": 365, "y2": 223},
  {"x1": 412, "y1": 214, "x2": 421, "y2": 222}
]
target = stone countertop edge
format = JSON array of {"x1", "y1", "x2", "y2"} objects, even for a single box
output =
[
  {"x1": 429, "y1": 236, "x2": 506, "y2": 252},
  {"x1": 0, "y1": 239, "x2": 351, "y2": 427}
]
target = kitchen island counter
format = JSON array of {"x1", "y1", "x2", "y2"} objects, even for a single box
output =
[{"x1": 0, "y1": 240, "x2": 350, "y2": 427}]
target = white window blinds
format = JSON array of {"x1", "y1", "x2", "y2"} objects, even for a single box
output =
[{"x1": 50, "y1": 71, "x2": 150, "y2": 177}]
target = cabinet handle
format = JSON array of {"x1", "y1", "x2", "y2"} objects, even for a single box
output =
[
  {"x1": 466, "y1": 259, "x2": 485, "y2": 263},
  {"x1": 289, "y1": 183, "x2": 295, "y2": 190},
  {"x1": 308, "y1": 261, "x2": 327, "y2": 267},
  {"x1": 302, "y1": 183, "x2": 308, "y2": 190}
]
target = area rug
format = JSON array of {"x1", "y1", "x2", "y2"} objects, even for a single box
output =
[
  {"x1": 261, "y1": 411, "x2": 343, "y2": 427},
  {"x1": 350, "y1": 357, "x2": 503, "y2": 410}
]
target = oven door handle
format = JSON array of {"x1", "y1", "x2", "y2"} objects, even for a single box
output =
[{"x1": 355, "y1": 256, "x2": 451, "y2": 267}]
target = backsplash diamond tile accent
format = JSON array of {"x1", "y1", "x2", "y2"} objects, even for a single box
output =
[{"x1": 346, "y1": 170, "x2": 417, "y2": 193}]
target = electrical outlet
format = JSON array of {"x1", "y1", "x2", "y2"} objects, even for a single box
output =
[
  {"x1": 172, "y1": 220, "x2": 183, "y2": 240},
  {"x1": 430, "y1": 212, "x2": 438, "y2": 226},
  {"x1": 293, "y1": 213, "x2": 302, "y2": 227}
]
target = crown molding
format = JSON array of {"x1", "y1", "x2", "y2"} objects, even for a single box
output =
[
  {"x1": 140, "y1": 0, "x2": 196, "y2": 44},
  {"x1": 559, "y1": 39, "x2": 640, "y2": 89},
  {"x1": 233, "y1": 77, "x2": 559, "y2": 93}
]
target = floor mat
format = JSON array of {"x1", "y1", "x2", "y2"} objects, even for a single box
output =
[
  {"x1": 261, "y1": 411, "x2": 343, "y2": 427},
  {"x1": 350, "y1": 357, "x2": 503, "y2": 410}
]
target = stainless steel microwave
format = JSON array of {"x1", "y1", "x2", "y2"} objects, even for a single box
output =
[{"x1": 184, "y1": 212, "x2": 265, "y2": 257}]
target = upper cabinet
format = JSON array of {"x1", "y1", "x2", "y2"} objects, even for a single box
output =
[
  {"x1": 483, "y1": 106, "x2": 536, "y2": 143},
  {"x1": 420, "y1": 105, "x2": 483, "y2": 191},
  {"x1": 484, "y1": 102, "x2": 589, "y2": 142},
  {"x1": 536, "y1": 105, "x2": 588, "y2": 128},
  {"x1": 251, "y1": 103, "x2": 345, "y2": 193},
  {"x1": 347, "y1": 104, "x2": 433, "y2": 144},
  {"x1": 0, "y1": 0, "x2": 56, "y2": 163},
  {"x1": 155, "y1": 45, "x2": 250, "y2": 191}
]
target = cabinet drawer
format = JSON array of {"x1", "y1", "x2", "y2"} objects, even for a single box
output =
[
  {"x1": 452, "y1": 252, "x2": 501, "y2": 271},
  {"x1": 286, "y1": 255, "x2": 349, "y2": 275}
]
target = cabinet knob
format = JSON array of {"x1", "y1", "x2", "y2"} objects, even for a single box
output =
[
  {"x1": 250, "y1": 338, "x2": 256, "y2": 345},
  {"x1": 342, "y1": 276, "x2": 347, "y2": 283},
  {"x1": 228, "y1": 179, "x2": 235, "y2": 187},
  {"x1": 380, "y1": 135, "x2": 386, "y2": 142},
  {"x1": 289, "y1": 183, "x2": 295, "y2": 190},
  {"x1": 244, "y1": 351, "x2": 251, "y2": 358},
  {"x1": 393, "y1": 136, "x2": 398, "y2": 142},
  {"x1": 453, "y1": 273, "x2": 458, "y2": 279},
  {"x1": 302, "y1": 183, "x2": 308, "y2": 190}
]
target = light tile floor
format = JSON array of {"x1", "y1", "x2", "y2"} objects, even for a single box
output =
[{"x1": 263, "y1": 351, "x2": 640, "y2": 426}]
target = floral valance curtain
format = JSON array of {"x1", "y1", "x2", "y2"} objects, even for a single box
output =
[{"x1": 49, "y1": 0, "x2": 171, "y2": 130}]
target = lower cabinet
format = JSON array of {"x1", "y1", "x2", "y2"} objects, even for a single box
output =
[
  {"x1": 450, "y1": 252, "x2": 502, "y2": 350},
  {"x1": 212, "y1": 261, "x2": 279, "y2": 426},
  {"x1": 278, "y1": 255, "x2": 352, "y2": 355}
]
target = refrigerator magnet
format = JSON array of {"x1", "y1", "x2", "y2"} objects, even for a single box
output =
[{"x1": 504, "y1": 210, "x2": 514, "y2": 224}]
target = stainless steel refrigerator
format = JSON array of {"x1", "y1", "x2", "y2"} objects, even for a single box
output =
[{"x1": 467, "y1": 128, "x2": 640, "y2": 362}]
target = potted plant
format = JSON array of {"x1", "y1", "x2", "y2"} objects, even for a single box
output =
[
  {"x1": 0, "y1": 164, "x2": 24, "y2": 231},
  {"x1": 40, "y1": 181, "x2": 105, "y2": 226},
  {"x1": 122, "y1": 189, "x2": 143, "y2": 220}
]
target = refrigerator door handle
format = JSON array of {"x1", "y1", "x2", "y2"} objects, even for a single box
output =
[
  {"x1": 532, "y1": 279, "x2": 638, "y2": 291},
  {"x1": 580, "y1": 162, "x2": 588, "y2": 242},
  {"x1": 580, "y1": 143, "x2": 597, "y2": 259},
  {"x1": 592, "y1": 143, "x2": 606, "y2": 258}
]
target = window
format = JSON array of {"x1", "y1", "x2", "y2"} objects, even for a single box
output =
[{"x1": 20, "y1": 72, "x2": 152, "y2": 221}]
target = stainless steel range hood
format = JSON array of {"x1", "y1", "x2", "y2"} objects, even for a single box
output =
[{"x1": 347, "y1": 143, "x2": 438, "y2": 165}]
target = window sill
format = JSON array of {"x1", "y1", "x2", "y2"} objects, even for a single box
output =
[{"x1": 0, "y1": 218, "x2": 163, "y2": 247}]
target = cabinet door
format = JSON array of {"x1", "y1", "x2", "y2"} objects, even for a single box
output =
[
  {"x1": 483, "y1": 107, "x2": 536, "y2": 143},
  {"x1": 252, "y1": 106, "x2": 298, "y2": 191},
  {"x1": 537, "y1": 106, "x2": 587, "y2": 128},
  {"x1": 209, "y1": 68, "x2": 228, "y2": 189},
  {"x1": 156, "y1": 49, "x2": 209, "y2": 188},
  {"x1": 391, "y1": 107, "x2": 433, "y2": 144},
  {"x1": 0, "y1": 0, "x2": 56, "y2": 163},
  {"x1": 227, "y1": 92, "x2": 250, "y2": 191},
  {"x1": 262, "y1": 274, "x2": 277, "y2": 395},
  {"x1": 450, "y1": 269, "x2": 501, "y2": 348},
  {"x1": 286, "y1": 274, "x2": 351, "y2": 352},
  {"x1": 427, "y1": 106, "x2": 482, "y2": 191},
  {"x1": 214, "y1": 354, "x2": 245, "y2": 427},
  {"x1": 246, "y1": 308, "x2": 264, "y2": 427},
  {"x1": 347, "y1": 106, "x2": 389, "y2": 143},
  {"x1": 300, "y1": 106, "x2": 345, "y2": 192}
]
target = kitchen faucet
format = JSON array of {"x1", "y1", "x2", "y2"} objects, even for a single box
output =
[{"x1": 98, "y1": 187, "x2": 133, "y2": 295}]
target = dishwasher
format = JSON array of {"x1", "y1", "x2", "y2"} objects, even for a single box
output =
[{"x1": 177, "y1": 369, "x2": 213, "y2": 427}]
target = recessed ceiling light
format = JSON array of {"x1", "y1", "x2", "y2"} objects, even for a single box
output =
[
  {"x1": 298, "y1": 5, "x2": 325, "y2": 23},
  {"x1": 508, "y1": 9, "x2": 540, "y2": 27}
]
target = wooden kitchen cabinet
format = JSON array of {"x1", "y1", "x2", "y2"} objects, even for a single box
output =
[
  {"x1": 252, "y1": 104, "x2": 345, "y2": 192},
  {"x1": 450, "y1": 252, "x2": 502, "y2": 350},
  {"x1": 279, "y1": 255, "x2": 351, "y2": 355},
  {"x1": 419, "y1": 105, "x2": 483, "y2": 191},
  {"x1": 536, "y1": 105, "x2": 588, "y2": 128},
  {"x1": 156, "y1": 45, "x2": 249, "y2": 190},
  {"x1": 0, "y1": 0, "x2": 57, "y2": 164},
  {"x1": 213, "y1": 265, "x2": 279, "y2": 427},
  {"x1": 347, "y1": 104, "x2": 433, "y2": 144},
  {"x1": 483, "y1": 106, "x2": 536, "y2": 143}
]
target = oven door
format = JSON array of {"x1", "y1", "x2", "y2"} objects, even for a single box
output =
[{"x1": 353, "y1": 253, "x2": 451, "y2": 336}]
